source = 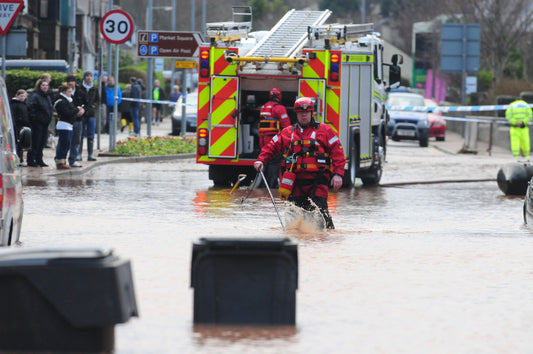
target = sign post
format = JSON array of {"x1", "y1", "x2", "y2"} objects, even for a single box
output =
[
  {"x1": 0, "y1": 0, "x2": 24, "y2": 77},
  {"x1": 100, "y1": 9, "x2": 134, "y2": 151}
]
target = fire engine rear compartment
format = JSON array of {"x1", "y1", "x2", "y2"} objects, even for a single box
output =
[{"x1": 238, "y1": 76, "x2": 299, "y2": 159}]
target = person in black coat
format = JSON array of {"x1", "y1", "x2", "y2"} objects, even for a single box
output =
[
  {"x1": 27, "y1": 79, "x2": 54, "y2": 167},
  {"x1": 53, "y1": 85, "x2": 84, "y2": 169},
  {"x1": 78, "y1": 71, "x2": 100, "y2": 161},
  {"x1": 10, "y1": 89, "x2": 31, "y2": 165}
]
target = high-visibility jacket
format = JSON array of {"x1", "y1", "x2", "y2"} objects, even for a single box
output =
[
  {"x1": 258, "y1": 100, "x2": 291, "y2": 147},
  {"x1": 257, "y1": 122, "x2": 346, "y2": 198},
  {"x1": 506, "y1": 100, "x2": 532, "y2": 127}
]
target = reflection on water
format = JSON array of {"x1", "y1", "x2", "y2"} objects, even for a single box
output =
[{"x1": 20, "y1": 161, "x2": 533, "y2": 353}]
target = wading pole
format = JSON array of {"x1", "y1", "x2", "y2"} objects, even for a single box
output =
[
  {"x1": 259, "y1": 169, "x2": 286, "y2": 231},
  {"x1": 241, "y1": 171, "x2": 261, "y2": 204}
]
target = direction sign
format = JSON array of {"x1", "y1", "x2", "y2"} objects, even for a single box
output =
[
  {"x1": 137, "y1": 31, "x2": 203, "y2": 59},
  {"x1": 0, "y1": 0, "x2": 24, "y2": 36},
  {"x1": 100, "y1": 9, "x2": 134, "y2": 44}
]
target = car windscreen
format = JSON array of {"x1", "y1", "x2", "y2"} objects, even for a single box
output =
[{"x1": 387, "y1": 95, "x2": 425, "y2": 107}]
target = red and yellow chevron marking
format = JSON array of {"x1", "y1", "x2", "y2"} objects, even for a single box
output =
[
  {"x1": 213, "y1": 47, "x2": 237, "y2": 76},
  {"x1": 209, "y1": 126, "x2": 236, "y2": 158},
  {"x1": 326, "y1": 86, "x2": 340, "y2": 133},
  {"x1": 210, "y1": 77, "x2": 237, "y2": 125},
  {"x1": 302, "y1": 50, "x2": 326, "y2": 78},
  {"x1": 208, "y1": 77, "x2": 238, "y2": 158},
  {"x1": 300, "y1": 79, "x2": 327, "y2": 110},
  {"x1": 197, "y1": 83, "x2": 210, "y2": 129}
]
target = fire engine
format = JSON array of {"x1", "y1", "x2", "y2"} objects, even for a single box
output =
[{"x1": 196, "y1": 8, "x2": 402, "y2": 187}]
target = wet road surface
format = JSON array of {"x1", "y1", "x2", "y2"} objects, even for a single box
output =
[{"x1": 18, "y1": 137, "x2": 533, "y2": 353}]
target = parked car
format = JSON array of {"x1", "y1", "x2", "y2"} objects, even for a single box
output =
[
  {"x1": 425, "y1": 98, "x2": 446, "y2": 141},
  {"x1": 0, "y1": 77, "x2": 25, "y2": 246},
  {"x1": 171, "y1": 90, "x2": 197, "y2": 135},
  {"x1": 386, "y1": 91, "x2": 430, "y2": 147}
]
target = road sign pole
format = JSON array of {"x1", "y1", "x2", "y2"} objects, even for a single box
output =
[
  {"x1": 2, "y1": 35, "x2": 5, "y2": 78},
  {"x1": 111, "y1": 43, "x2": 119, "y2": 152},
  {"x1": 181, "y1": 69, "x2": 187, "y2": 136},
  {"x1": 146, "y1": 0, "x2": 153, "y2": 138}
]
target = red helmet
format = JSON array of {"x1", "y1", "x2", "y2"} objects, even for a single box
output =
[
  {"x1": 269, "y1": 87, "x2": 282, "y2": 100},
  {"x1": 294, "y1": 97, "x2": 314, "y2": 112}
]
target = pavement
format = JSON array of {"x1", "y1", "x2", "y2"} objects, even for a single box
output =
[
  {"x1": 20, "y1": 117, "x2": 515, "y2": 180},
  {"x1": 20, "y1": 116, "x2": 187, "y2": 180}
]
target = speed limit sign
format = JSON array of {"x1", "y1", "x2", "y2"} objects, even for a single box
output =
[{"x1": 100, "y1": 9, "x2": 134, "y2": 44}]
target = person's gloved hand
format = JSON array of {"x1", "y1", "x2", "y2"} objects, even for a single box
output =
[
  {"x1": 254, "y1": 161, "x2": 263, "y2": 171},
  {"x1": 331, "y1": 174, "x2": 343, "y2": 191}
]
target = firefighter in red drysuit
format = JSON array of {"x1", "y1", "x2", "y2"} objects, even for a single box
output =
[
  {"x1": 254, "y1": 97, "x2": 346, "y2": 229},
  {"x1": 258, "y1": 88, "x2": 291, "y2": 187}
]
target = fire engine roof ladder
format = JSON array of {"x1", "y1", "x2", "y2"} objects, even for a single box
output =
[
  {"x1": 308, "y1": 23, "x2": 375, "y2": 44},
  {"x1": 246, "y1": 9, "x2": 332, "y2": 59},
  {"x1": 205, "y1": 6, "x2": 252, "y2": 43}
]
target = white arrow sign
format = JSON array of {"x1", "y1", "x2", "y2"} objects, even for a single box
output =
[{"x1": 0, "y1": 0, "x2": 23, "y2": 36}]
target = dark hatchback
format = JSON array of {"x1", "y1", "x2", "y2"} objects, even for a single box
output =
[{"x1": 171, "y1": 113, "x2": 197, "y2": 135}]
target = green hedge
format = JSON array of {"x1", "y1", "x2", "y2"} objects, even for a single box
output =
[
  {"x1": 4, "y1": 63, "x2": 161, "y2": 97},
  {"x1": 4, "y1": 70, "x2": 80, "y2": 97}
]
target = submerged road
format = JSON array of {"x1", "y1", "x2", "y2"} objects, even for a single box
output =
[{"x1": 16, "y1": 129, "x2": 533, "y2": 353}]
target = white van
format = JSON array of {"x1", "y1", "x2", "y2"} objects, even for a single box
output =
[{"x1": 0, "y1": 77, "x2": 23, "y2": 245}]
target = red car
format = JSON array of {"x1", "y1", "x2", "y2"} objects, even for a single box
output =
[{"x1": 424, "y1": 99, "x2": 446, "y2": 141}]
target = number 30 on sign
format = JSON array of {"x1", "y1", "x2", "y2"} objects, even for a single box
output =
[{"x1": 100, "y1": 9, "x2": 134, "y2": 44}]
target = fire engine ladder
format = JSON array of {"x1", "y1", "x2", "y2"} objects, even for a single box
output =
[
  {"x1": 308, "y1": 23, "x2": 375, "y2": 43},
  {"x1": 246, "y1": 9, "x2": 332, "y2": 59},
  {"x1": 205, "y1": 6, "x2": 252, "y2": 43}
]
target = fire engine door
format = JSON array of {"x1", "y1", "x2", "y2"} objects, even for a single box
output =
[
  {"x1": 298, "y1": 79, "x2": 326, "y2": 123},
  {"x1": 208, "y1": 76, "x2": 239, "y2": 159},
  {"x1": 343, "y1": 62, "x2": 372, "y2": 164}
]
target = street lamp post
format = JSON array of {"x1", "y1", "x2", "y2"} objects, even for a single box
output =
[{"x1": 145, "y1": 2, "x2": 174, "y2": 138}]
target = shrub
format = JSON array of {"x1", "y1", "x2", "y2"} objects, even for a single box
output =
[{"x1": 113, "y1": 135, "x2": 196, "y2": 156}]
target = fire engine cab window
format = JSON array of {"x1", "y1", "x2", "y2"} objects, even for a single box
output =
[{"x1": 374, "y1": 47, "x2": 382, "y2": 84}]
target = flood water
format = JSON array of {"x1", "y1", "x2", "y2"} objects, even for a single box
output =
[{"x1": 20, "y1": 155, "x2": 533, "y2": 353}]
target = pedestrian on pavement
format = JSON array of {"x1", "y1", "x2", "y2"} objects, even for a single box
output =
[
  {"x1": 38, "y1": 72, "x2": 55, "y2": 148},
  {"x1": 130, "y1": 77, "x2": 143, "y2": 136},
  {"x1": 505, "y1": 98, "x2": 532, "y2": 158},
  {"x1": 27, "y1": 78, "x2": 54, "y2": 167},
  {"x1": 258, "y1": 87, "x2": 292, "y2": 187},
  {"x1": 10, "y1": 89, "x2": 31, "y2": 165},
  {"x1": 152, "y1": 79, "x2": 165, "y2": 125},
  {"x1": 54, "y1": 85, "x2": 84, "y2": 170},
  {"x1": 78, "y1": 71, "x2": 99, "y2": 161},
  {"x1": 254, "y1": 97, "x2": 346, "y2": 229},
  {"x1": 105, "y1": 76, "x2": 122, "y2": 134},
  {"x1": 120, "y1": 83, "x2": 132, "y2": 133},
  {"x1": 168, "y1": 84, "x2": 181, "y2": 117},
  {"x1": 66, "y1": 74, "x2": 83, "y2": 167},
  {"x1": 99, "y1": 75, "x2": 107, "y2": 133}
]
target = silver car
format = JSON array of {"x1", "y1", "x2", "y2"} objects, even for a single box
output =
[{"x1": 0, "y1": 77, "x2": 24, "y2": 246}]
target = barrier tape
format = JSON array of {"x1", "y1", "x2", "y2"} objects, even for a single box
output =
[
  {"x1": 386, "y1": 103, "x2": 532, "y2": 113},
  {"x1": 439, "y1": 116, "x2": 513, "y2": 125},
  {"x1": 116, "y1": 96, "x2": 198, "y2": 107}
]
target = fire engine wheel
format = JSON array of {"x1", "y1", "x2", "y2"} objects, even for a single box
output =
[{"x1": 360, "y1": 137, "x2": 384, "y2": 186}]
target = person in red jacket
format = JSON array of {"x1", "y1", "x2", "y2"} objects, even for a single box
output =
[
  {"x1": 258, "y1": 88, "x2": 291, "y2": 187},
  {"x1": 254, "y1": 97, "x2": 346, "y2": 229}
]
